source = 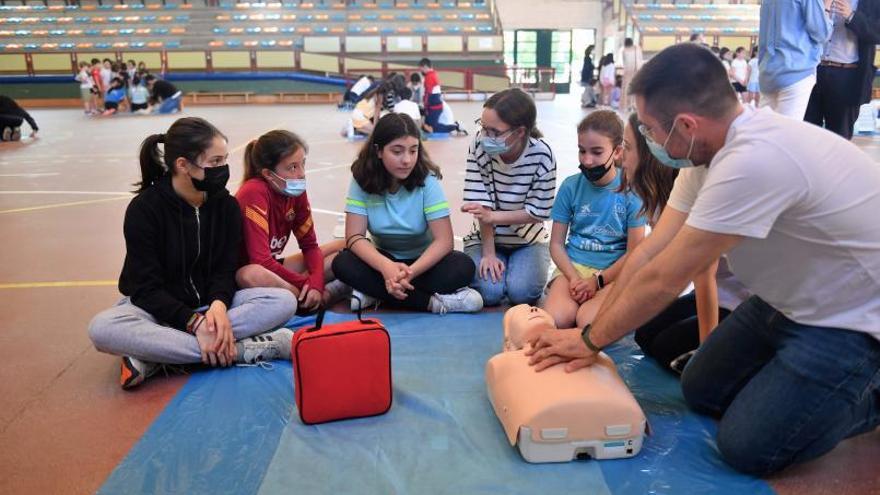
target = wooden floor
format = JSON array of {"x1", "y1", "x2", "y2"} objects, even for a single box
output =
[{"x1": 0, "y1": 95, "x2": 877, "y2": 494}]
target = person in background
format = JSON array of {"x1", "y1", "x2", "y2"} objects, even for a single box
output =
[
  {"x1": 130, "y1": 75, "x2": 151, "y2": 113},
  {"x1": 619, "y1": 38, "x2": 643, "y2": 111},
  {"x1": 730, "y1": 47, "x2": 750, "y2": 101},
  {"x1": 0, "y1": 95, "x2": 39, "y2": 141},
  {"x1": 746, "y1": 46, "x2": 761, "y2": 107},
  {"x1": 805, "y1": 0, "x2": 880, "y2": 139},
  {"x1": 145, "y1": 74, "x2": 183, "y2": 114},
  {"x1": 758, "y1": 0, "x2": 832, "y2": 119},
  {"x1": 580, "y1": 45, "x2": 597, "y2": 108},
  {"x1": 76, "y1": 60, "x2": 98, "y2": 115},
  {"x1": 599, "y1": 54, "x2": 616, "y2": 107},
  {"x1": 102, "y1": 77, "x2": 128, "y2": 116}
]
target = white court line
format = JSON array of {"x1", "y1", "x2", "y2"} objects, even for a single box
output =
[
  {"x1": 0, "y1": 190, "x2": 130, "y2": 196},
  {"x1": 0, "y1": 173, "x2": 61, "y2": 178}
]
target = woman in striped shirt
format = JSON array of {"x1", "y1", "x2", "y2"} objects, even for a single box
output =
[{"x1": 461, "y1": 88, "x2": 557, "y2": 306}]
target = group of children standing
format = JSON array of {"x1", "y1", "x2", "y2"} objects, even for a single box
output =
[
  {"x1": 89, "y1": 86, "x2": 741, "y2": 389},
  {"x1": 75, "y1": 58, "x2": 181, "y2": 116}
]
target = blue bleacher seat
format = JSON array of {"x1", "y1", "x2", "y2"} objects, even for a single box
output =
[
  {"x1": 40, "y1": 17, "x2": 57, "y2": 24},
  {"x1": 165, "y1": 40, "x2": 180, "y2": 48},
  {"x1": 380, "y1": 26, "x2": 394, "y2": 34},
  {"x1": 314, "y1": 26, "x2": 328, "y2": 33},
  {"x1": 119, "y1": 28, "x2": 134, "y2": 35},
  {"x1": 49, "y1": 29, "x2": 65, "y2": 36},
  {"x1": 460, "y1": 13, "x2": 474, "y2": 20},
  {"x1": 75, "y1": 17, "x2": 90, "y2": 23},
  {"x1": 59, "y1": 42, "x2": 74, "y2": 49},
  {"x1": 108, "y1": 16, "x2": 123, "y2": 22},
  {"x1": 154, "y1": 27, "x2": 169, "y2": 34},
  {"x1": 363, "y1": 14, "x2": 378, "y2": 20},
  {"x1": 413, "y1": 26, "x2": 428, "y2": 33},
  {"x1": 246, "y1": 26, "x2": 261, "y2": 33},
  {"x1": 15, "y1": 29, "x2": 30, "y2": 36},
  {"x1": 260, "y1": 39, "x2": 276, "y2": 47},
  {"x1": 477, "y1": 25, "x2": 493, "y2": 32},
  {"x1": 25, "y1": 43, "x2": 39, "y2": 50},
  {"x1": 396, "y1": 14, "x2": 410, "y2": 20},
  {"x1": 429, "y1": 13, "x2": 442, "y2": 21},
  {"x1": 265, "y1": 13, "x2": 280, "y2": 20},
  {"x1": 280, "y1": 26, "x2": 295, "y2": 33},
  {"x1": 213, "y1": 27, "x2": 228, "y2": 34},
  {"x1": 130, "y1": 41, "x2": 146, "y2": 47},
  {"x1": 98, "y1": 5, "x2": 112, "y2": 10},
  {"x1": 446, "y1": 26, "x2": 460, "y2": 33},
  {"x1": 348, "y1": 26, "x2": 363, "y2": 33},
  {"x1": 225, "y1": 39, "x2": 242, "y2": 47},
  {"x1": 130, "y1": 4, "x2": 144, "y2": 9},
  {"x1": 143, "y1": 15, "x2": 157, "y2": 22},
  {"x1": 175, "y1": 15, "x2": 190, "y2": 21}
]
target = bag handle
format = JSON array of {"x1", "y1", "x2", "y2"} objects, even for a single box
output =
[{"x1": 307, "y1": 294, "x2": 368, "y2": 332}]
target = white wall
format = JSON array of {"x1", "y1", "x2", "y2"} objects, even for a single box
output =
[{"x1": 494, "y1": 0, "x2": 603, "y2": 31}]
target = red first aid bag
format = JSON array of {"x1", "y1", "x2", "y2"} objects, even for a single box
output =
[{"x1": 292, "y1": 307, "x2": 392, "y2": 424}]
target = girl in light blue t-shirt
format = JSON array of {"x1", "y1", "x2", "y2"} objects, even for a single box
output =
[
  {"x1": 545, "y1": 110, "x2": 646, "y2": 328},
  {"x1": 331, "y1": 113, "x2": 482, "y2": 314}
]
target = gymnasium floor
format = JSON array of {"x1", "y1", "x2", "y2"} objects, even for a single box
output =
[{"x1": 0, "y1": 95, "x2": 878, "y2": 494}]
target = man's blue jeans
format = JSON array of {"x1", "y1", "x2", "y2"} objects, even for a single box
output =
[
  {"x1": 156, "y1": 94, "x2": 182, "y2": 114},
  {"x1": 681, "y1": 296, "x2": 880, "y2": 475}
]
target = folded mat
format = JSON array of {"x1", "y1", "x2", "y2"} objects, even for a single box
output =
[{"x1": 99, "y1": 311, "x2": 773, "y2": 495}]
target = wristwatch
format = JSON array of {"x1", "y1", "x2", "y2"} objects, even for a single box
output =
[
  {"x1": 594, "y1": 271, "x2": 606, "y2": 290},
  {"x1": 581, "y1": 324, "x2": 602, "y2": 353}
]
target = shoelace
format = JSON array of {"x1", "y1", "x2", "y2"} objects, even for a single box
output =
[{"x1": 235, "y1": 360, "x2": 274, "y2": 370}]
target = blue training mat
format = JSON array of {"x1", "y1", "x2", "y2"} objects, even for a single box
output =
[{"x1": 98, "y1": 312, "x2": 773, "y2": 495}]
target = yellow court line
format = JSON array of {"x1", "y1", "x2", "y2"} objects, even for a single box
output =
[
  {"x1": 0, "y1": 195, "x2": 129, "y2": 214},
  {"x1": 0, "y1": 280, "x2": 117, "y2": 289}
]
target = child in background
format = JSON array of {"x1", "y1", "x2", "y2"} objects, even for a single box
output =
[
  {"x1": 544, "y1": 110, "x2": 646, "y2": 328},
  {"x1": 409, "y1": 72, "x2": 425, "y2": 113},
  {"x1": 599, "y1": 54, "x2": 616, "y2": 106},
  {"x1": 76, "y1": 61, "x2": 97, "y2": 115},
  {"x1": 100, "y1": 59, "x2": 113, "y2": 97},
  {"x1": 610, "y1": 75, "x2": 622, "y2": 110},
  {"x1": 393, "y1": 87, "x2": 422, "y2": 128},
  {"x1": 129, "y1": 76, "x2": 150, "y2": 113},
  {"x1": 746, "y1": 46, "x2": 760, "y2": 107},
  {"x1": 332, "y1": 113, "x2": 482, "y2": 313},
  {"x1": 102, "y1": 77, "x2": 127, "y2": 116},
  {"x1": 90, "y1": 59, "x2": 104, "y2": 100}
]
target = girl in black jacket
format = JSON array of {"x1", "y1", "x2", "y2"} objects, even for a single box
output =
[{"x1": 88, "y1": 117, "x2": 297, "y2": 389}]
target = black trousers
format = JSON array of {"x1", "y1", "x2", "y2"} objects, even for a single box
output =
[
  {"x1": 331, "y1": 249, "x2": 475, "y2": 310},
  {"x1": 804, "y1": 65, "x2": 862, "y2": 140},
  {"x1": 634, "y1": 292, "x2": 731, "y2": 374},
  {"x1": 0, "y1": 115, "x2": 23, "y2": 138}
]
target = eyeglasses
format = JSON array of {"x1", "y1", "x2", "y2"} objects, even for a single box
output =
[{"x1": 474, "y1": 118, "x2": 514, "y2": 139}]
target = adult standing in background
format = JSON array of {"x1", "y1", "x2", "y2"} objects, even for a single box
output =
[
  {"x1": 619, "y1": 38, "x2": 643, "y2": 112},
  {"x1": 758, "y1": 0, "x2": 832, "y2": 119},
  {"x1": 580, "y1": 45, "x2": 597, "y2": 108},
  {"x1": 805, "y1": 0, "x2": 880, "y2": 139}
]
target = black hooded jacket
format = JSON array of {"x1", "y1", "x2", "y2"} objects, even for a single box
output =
[{"x1": 118, "y1": 173, "x2": 241, "y2": 331}]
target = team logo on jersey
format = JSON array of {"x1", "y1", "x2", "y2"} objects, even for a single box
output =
[{"x1": 285, "y1": 208, "x2": 296, "y2": 222}]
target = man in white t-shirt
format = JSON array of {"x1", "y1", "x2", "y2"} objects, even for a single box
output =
[{"x1": 526, "y1": 43, "x2": 880, "y2": 476}]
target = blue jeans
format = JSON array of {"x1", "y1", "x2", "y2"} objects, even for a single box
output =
[
  {"x1": 155, "y1": 94, "x2": 182, "y2": 114},
  {"x1": 681, "y1": 296, "x2": 880, "y2": 475},
  {"x1": 463, "y1": 243, "x2": 550, "y2": 306}
]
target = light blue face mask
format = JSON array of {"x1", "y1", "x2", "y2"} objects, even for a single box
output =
[
  {"x1": 481, "y1": 135, "x2": 511, "y2": 156},
  {"x1": 643, "y1": 118, "x2": 696, "y2": 169},
  {"x1": 271, "y1": 173, "x2": 307, "y2": 197}
]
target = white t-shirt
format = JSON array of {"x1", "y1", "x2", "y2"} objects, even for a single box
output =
[
  {"x1": 600, "y1": 63, "x2": 616, "y2": 86},
  {"x1": 731, "y1": 58, "x2": 748, "y2": 84},
  {"x1": 393, "y1": 99, "x2": 421, "y2": 123},
  {"x1": 77, "y1": 68, "x2": 93, "y2": 89},
  {"x1": 747, "y1": 58, "x2": 759, "y2": 85},
  {"x1": 350, "y1": 76, "x2": 371, "y2": 96},
  {"x1": 100, "y1": 67, "x2": 112, "y2": 91},
  {"x1": 667, "y1": 106, "x2": 880, "y2": 339}
]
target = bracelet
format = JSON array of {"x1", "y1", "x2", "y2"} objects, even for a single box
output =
[
  {"x1": 186, "y1": 313, "x2": 205, "y2": 334},
  {"x1": 348, "y1": 236, "x2": 372, "y2": 250},
  {"x1": 581, "y1": 324, "x2": 602, "y2": 353},
  {"x1": 345, "y1": 233, "x2": 371, "y2": 250}
]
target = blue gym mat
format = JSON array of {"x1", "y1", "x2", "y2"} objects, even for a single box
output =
[{"x1": 98, "y1": 311, "x2": 773, "y2": 495}]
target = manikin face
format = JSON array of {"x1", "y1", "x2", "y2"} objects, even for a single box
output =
[{"x1": 504, "y1": 304, "x2": 557, "y2": 351}]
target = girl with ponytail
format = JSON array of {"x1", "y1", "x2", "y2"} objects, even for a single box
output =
[
  {"x1": 88, "y1": 117, "x2": 298, "y2": 390},
  {"x1": 235, "y1": 130, "x2": 348, "y2": 312}
]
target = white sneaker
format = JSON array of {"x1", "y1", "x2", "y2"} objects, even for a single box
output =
[
  {"x1": 235, "y1": 328, "x2": 294, "y2": 364},
  {"x1": 1, "y1": 127, "x2": 10, "y2": 141},
  {"x1": 430, "y1": 287, "x2": 484, "y2": 315},
  {"x1": 350, "y1": 289, "x2": 379, "y2": 312},
  {"x1": 11, "y1": 127, "x2": 21, "y2": 141}
]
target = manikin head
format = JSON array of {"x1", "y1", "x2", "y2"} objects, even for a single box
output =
[{"x1": 503, "y1": 304, "x2": 557, "y2": 351}]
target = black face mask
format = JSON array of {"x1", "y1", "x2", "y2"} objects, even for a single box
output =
[
  {"x1": 579, "y1": 153, "x2": 614, "y2": 183},
  {"x1": 190, "y1": 164, "x2": 230, "y2": 193}
]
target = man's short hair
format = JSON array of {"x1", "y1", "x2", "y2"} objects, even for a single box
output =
[
  {"x1": 628, "y1": 43, "x2": 738, "y2": 127},
  {"x1": 418, "y1": 57, "x2": 432, "y2": 68}
]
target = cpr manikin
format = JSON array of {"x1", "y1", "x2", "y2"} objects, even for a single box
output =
[{"x1": 486, "y1": 304, "x2": 647, "y2": 463}]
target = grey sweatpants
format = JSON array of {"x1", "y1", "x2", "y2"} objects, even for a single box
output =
[{"x1": 88, "y1": 288, "x2": 297, "y2": 364}]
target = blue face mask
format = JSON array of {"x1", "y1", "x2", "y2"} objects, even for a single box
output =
[
  {"x1": 481, "y1": 135, "x2": 511, "y2": 156},
  {"x1": 644, "y1": 118, "x2": 696, "y2": 169},
  {"x1": 271, "y1": 173, "x2": 307, "y2": 197}
]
